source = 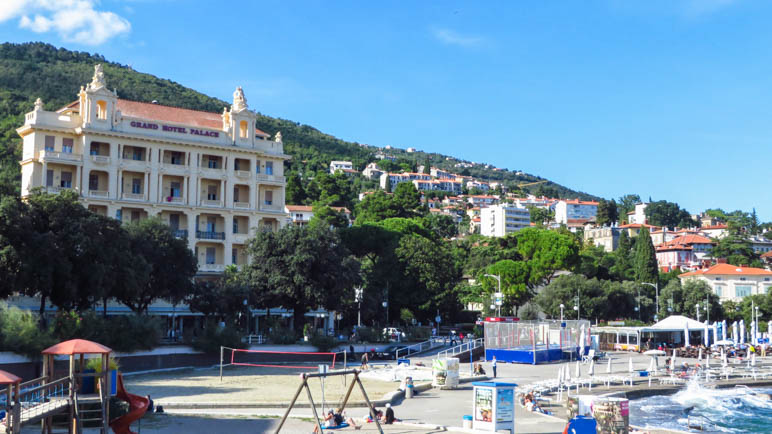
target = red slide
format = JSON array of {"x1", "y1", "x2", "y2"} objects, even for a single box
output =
[{"x1": 110, "y1": 373, "x2": 150, "y2": 434}]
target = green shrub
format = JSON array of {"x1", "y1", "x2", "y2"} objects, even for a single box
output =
[
  {"x1": 192, "y1": 323, "x2": 244, "y2": 354},
  {"x1": 85, "y1": 356, "x2": 120, "y2": 372},
  {"x1": 309, "y1": 333, "x2": 337, "y2": 352},
  {"x1": 268, "y1": 325, "x2": 297, "y2": 344},
  {"x1": 56, "y1": 313, "x2": 162, "y2": 353},
  {"x1": 405, "y1": 326, "x2": 431, "y2": 341},
  {"x1": 355, "y1": 326, "x2": 388, "y2": 343},
  {"x1": 0, "y1": 303, "x2": 54, "y2": 360},
  {"x1": 303, "y1": 323, "x2": 312, "y2": 338}
]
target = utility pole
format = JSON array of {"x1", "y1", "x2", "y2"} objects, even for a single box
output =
[
  {"x1": 484, "y1": 274, "x2": 502, "y2": 317},
  {"x1": 354, "y1": 286, "x2": 363, "y2": 327}
]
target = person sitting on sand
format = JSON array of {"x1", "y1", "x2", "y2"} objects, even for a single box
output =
[{"x1": 382, "y1": 403, "x2": 396, "y2": 424}]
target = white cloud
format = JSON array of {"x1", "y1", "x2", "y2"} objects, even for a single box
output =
[
  {"x1": 432, "y1": 27, "x2": 484, "y2": 48},
  {"x1": 0, "y1": 0, "x2": 130, "y2": 45}
]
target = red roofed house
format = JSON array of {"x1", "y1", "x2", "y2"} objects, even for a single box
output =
[
  {"x1": 655, "y1": 234, "x2": 715, "y2": 271},
  {"x1": 679, "y1": 264, "x2": 772, "y2": 301}
]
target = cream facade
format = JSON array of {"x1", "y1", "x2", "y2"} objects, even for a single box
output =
[
  {"x1": 480, "y1": 204, "x2": 530, "y2": 237},
  {"x1": 17, "y1": 65, "x2": 290, "y2": 275},
  {"x1": 679, "y1": 263, "x2": 772, "y2": 302}
]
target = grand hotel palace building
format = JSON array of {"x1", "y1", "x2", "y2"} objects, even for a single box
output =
[{"x1": 17, "y1": 65, "x2": 289, "y2": 277}]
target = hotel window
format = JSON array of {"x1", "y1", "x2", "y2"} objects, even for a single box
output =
[
  {"x1": 736, "y1": 285, "x2": 752, "y2": 298},
  {"x1": 170, "y1": 152, "x2": 183, "y2": 165},
  {"x1": 133, "y1": 149, "x2": 143, "y2": 161},
  {"x1": 714, "y1": 286, "x2": 723, "y2": 297},
  {"x1": 208, "y1": 157, "x2": 218, "y2": 169},
  {"x1": 239, "y1": 120, "x2": 248, "y2": 138},
  {"x1": 233, "y1": 219, "x2": 239, "y2": 234},
  {"x1": 206, "y1": 217, "x2": 216, "y2": 233},
  {"x1": 44, "y1": 135, "x2": 55, "y2": 152},
  {"x1": 131, "y1": 211, "x2": 140, "y2": 222},
  {"x1": 90, "y1": 144, "x2": 99, "y2": 156},
  {"x1": 170, "y1": 182, "x2": 181, "y2": 198},
  {"x1": 740, "y1": 277, "x2": 747, "y2": 281},
  {"x1": 255, "y1": 160, "x2": 261, "y2": 174},
  {"x1": 233, "y1": 186, "x2": 240, "y2": 202},
  {"x1": 765, "y1": 278, "x2": 771, "y2": 282},
  {"x1": 234, "y1": 159, "x2": 241, "y2": 170},
  {"x1": 89, "y1": 174, "x2": 99, "y2": 191},
  {"x1": 132, "y1": 178, "x2": 142, "y2": 194},
  {"x1": 206, "y1": 247, "x2": 216, "y2": 265},
  {"x1": 115, "y1": 209, "x2": 122, "y2": 220},
  {"x1": 60, "y1": 172, "x2": 72, "y2": 188},
  {"x1": 264, "y1": 190, "x2": 273, "y2": 206},
  {"x1": 232, "y1": 248, "x2": 238, "y2": 265},
  {"x1": 207, "y1": 185, "x2": 218, "y2": 201},
  {"x1": 96, "y1": 100, "x2": 107, "y2": 120},
  {"x1": 169, "y1": 214, "x2": 180, "y2": 231},
  {"x1": 62, "y1": 138, "x2": 73, "y2": 154},
  {"x1": 265, "y1": 161, "x2": 273, "y2": 175},
  {"x1": 46, "y1": 170, "x2": 53, "y2": 187}
]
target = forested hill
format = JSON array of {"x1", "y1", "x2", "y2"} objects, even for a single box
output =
[{"x1": 0, "y1": 42, "x2": 597, "y2": 200}]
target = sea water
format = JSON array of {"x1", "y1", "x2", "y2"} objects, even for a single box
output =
[{"x1": 629, "y1": 381, "x2": 772, "y2": 433}]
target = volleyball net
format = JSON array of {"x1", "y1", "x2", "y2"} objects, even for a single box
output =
[{"x1": 219, "y1": 347, "x2": 346, "y2": 378}]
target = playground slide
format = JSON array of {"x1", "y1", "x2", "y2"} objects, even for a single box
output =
[{"x1": 110, "y1": 373, "x2": 150, "y2": 434}]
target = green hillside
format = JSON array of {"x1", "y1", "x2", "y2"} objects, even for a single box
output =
[{"x1": 0, "y1": 42, "x2": 597, "y2": 201}]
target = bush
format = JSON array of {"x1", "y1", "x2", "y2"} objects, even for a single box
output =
[
  {"x1": 355, "y1": 326, "x2": 388, "y2": 343},
  {"x1": 85, "y1": 356, "x2": 120, "y2": 372},
  {"x1": 0, "y1": 303, "x2": 54, "y2": 360},
  {"x1": 309, "y1": 333, "x2": 337, "y2": 352},
  {"x1": 53, "y1": 312, "x2": 162, "y2": 353},
  {"x1": 268, "y1": 324, "x2": 297, "y2": 344},
  {"x1": 192, "y1": 323, "x2": 244, "y2": 354},
  {"x1": 404, "y1": 326, "x2": 431, "y2": 342}
]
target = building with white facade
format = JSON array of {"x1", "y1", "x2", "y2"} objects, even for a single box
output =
[
  {"x1": 466, "y1": 180, "x2": 490, "y2": 192},
  {"x1": 480, "y1": 204, "x2": 530, "y2": 237},
  {"x1": 361, "y1": 162, "x2": 383, "y2": 180},
  {"x1": 285, "y1": 204, "x2": 351, "y2": 227},
  {"x1": 379, "y1": 172, "x2": 431, "y2": 189},
  {"x1": 554, "y1": 199, "x2": 599, "y2": 225},
  {"x1": 584, "y1": 226, "x2": 622, "y2": 252},
  {"x1": 329, "y1": 160, "x2": 354, "y2": 174},
  {"x1": 466, "y1": 195, "x2": 499, "y2": 207},
  {"x1": 679, "y1": 263, "x2": 772, "y2": 302},
  {"x1": 430, "y1": 167, "x2": 454, "y2": 180},
  {"x1": 17, "y1": 65, "x2": 289, "y2": 275},
  {"x1": 627, "y1": 203, "x2": 648, "y2": 224}
]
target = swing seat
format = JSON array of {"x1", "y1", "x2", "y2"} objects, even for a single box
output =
[{"x1": 322, "y1": 422, "x2": 349, "y2": 430}]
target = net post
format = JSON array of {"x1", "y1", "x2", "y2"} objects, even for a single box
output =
[{"x1": 219, "y1": 346, "x2": 224, "y2": 382}]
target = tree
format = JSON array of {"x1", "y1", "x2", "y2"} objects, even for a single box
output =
[
  {"x1": 285, "y1": 173, "x2": 307, "y2": 205},
  {"x1": 658, "y1": 279, "x2": 721, "y2": 320},
  {"x1": 241, "y1": 225, "x2": 360, "y2": 330},
  {"x1": 477, "y1": 260, "x2": 531, "y2": 315},
  {"x1": 392, "y1": 182, "x2": 421, "y2": 217},
  {"x1": 644, "y1": 200, "x2": 696, "y2": 230},
  {"x1": 422, "y1": 213, "x2": 458, "y2": 239},
  {"x1": 710, "y1": 234, "x2": 762, "y2": 267},
  {"x1": 526, "y1": 205, "x2": 553, "y2": 226},
  {"x1": 633, "y1": 227, "x2": 659, "y2": 284},
  {"x1": 512, "y1": 228, "x2": 581, "y2": 290},
  {"x1": 596, "y1": 199, "x2": 618, "y2": 227},
  {"x1": 383, "y1": 175, "x2": 392, "y2": 193},
  {"x1": 188, "y1": 268, "x2": 250, "y2": 326},
  {"x1": 610, "y1": 230, "x2": 634, "y2": 280},
  {"x1": 309, "y1": 203, "x2": 349, "y2": 230},
  {"x1": 617, "y1": 194, "x2": 641, "y2": 222}
]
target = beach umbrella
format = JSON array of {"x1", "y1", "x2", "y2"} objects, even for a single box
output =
[
  {"x1": 704, "y1": 321, "x2": 709, "y2": 347},
  {"x1": 579, "y1": 324, "x2": 586, "y2": 358},
  {"x1": 768, "y1": 321, "x2": 772, "y2": 340},
  {"x1": 721, "y1": 348, "x2": 727, "y2": 367},
  {"x1": 628, "y1": 357, "x2": 634, "y2": 373},
  {"x1": 565, "y1": 364, "x2": 571, "y2": 382},
  {"x1": 648, "y1": 357, "x2": 654, "y2": 372},
  {"x1": 751, "y1": 353, "x2": 756, "y2": 367},
  {"x1": 588, "y1": 360, "x2": 595, "y2": 391},
  {"x1": 606, "y1": 356, "x2": 612, "y2": 374},
  {"x1": 706, "y1": 350, "x2": 711, "y2": 368},
  {"x1": 733, "y1": 322, "x2": 739, "y2": 345},
  {"x1": 722, "y1": 320, "x2": 727, "y2": 341},
  {"x1": 740, "y1": 320, "x2": 746, "y2": 344},
  {"x1": 684, "y1": 321, "x2": 690, "y2": 347},
  {"x1": 670, "y1": 352, "x2": 676, "y2": 372},
  {"x1": 697, "y1": 347, "x2": 703, "y2": 362},
  {"x1": 713, "y1": 322, "x2": 718, "y2": 345}
]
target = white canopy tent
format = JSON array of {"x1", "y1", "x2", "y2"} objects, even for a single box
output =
[{"x1": 641, "y1": 315, "x2": 716, "y2": 347}]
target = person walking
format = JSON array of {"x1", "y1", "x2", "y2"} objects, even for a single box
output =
[
  {"x1": 361, "y1": 352, "x2": 369, "y2": 370},
  {"x1": 492, "y1": 356, "x2": 497, "y2": 378}
]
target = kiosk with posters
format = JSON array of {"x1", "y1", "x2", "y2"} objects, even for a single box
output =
[{"x1": 472, "y1": 381, "x2": 516, "y2": 433}]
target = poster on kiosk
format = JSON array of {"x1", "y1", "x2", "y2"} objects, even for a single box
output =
[{"x1": 472, "y1": 381, "x2": 516, "y2": 434}]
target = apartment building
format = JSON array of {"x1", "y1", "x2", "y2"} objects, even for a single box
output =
[
  {"x1": 17, "y1": 65, "x2": 289, "y2": 275},
  {"x1": 329, "y1": 160, "x2": 354, "y2": 175},
  {"x1": 466, "y1": 180, "x2": 490, "y2": 192},
  {"x1": 362, "y1": 162, "x2": 383, "y2": 180},
  {"x1": 554, "y1": 199, "x2": 598, "y2": 225},
  {"x1": 584, "y1": 225, "x2": 622, "y2": 252},
  {"x1": 679, "y1": 263, "x2": 772, "y2": 302},
  {"x1": 430, "y1": 167, "x2": 454, "y2": 180},
  {"x1": 411, "y1": 178, "x2": 463, "y2": 194},
  {"x1": 655, "y1": 234, "x2": 715, "y2": 271},
  {"x1": 285, "y1": 204, "x2": 351, "y2": 226},
  {"x1": 466, "y1": 195, "x2": 499, "y2": 208},
  {"x1": 379, "y1": 172, "x2": 431, "y2": 189},
  {"x1": 627, "y1": 203, "x2": 648, "y2": 224},
  {"x1": 480, "y1": 204, "x2": 531, "y2": 237}
]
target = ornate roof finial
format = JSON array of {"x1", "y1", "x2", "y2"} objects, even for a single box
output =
[
  {"x1": 232, "y1": 86, "x2": 247, "y2": 111},
  {"x1": 34, "y1": 98, "x2": 44, "y2": 111},
  {"x1": 90, "y1": 64, "x2": 106, "y2": 90},
  {"x1": 274, "y1": 131, "x2": 283, "y2": 143}
]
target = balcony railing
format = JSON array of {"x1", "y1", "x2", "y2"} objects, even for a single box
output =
[
  {"x1": 196, "y1": 230, "x2": 225, "y2": 240},
  {"x1": 122, "y1": 193, "x2": 145, "y2": 201},
  {"x1": 38, "y1": 150, "x2": 82, "y2": 162},
  {"x1": 198, "y1": 263, "x2": 225, "y2": 273},
  {"x1": 45, "y1": 186, "x2": 72, "y2": 194},
  {"x1": 260, "y1": 204, "x2": 284, "y2": 212},
  {"x1": 256, "y1": 174, "x2": 285, "y2": 183},
  {"x1": 201, "y1": 199, "x2": 222, "y2": 207},
  {"x1": 234, "y1": 170, "x2": 251, "y2": 179},
  {"x1": 88, "y1": 190, "x2": 109, "y2": 198},
  {"x1": 233, "y1": 201, "x2": 251, "y2": 209},
  {"x1": 200, "y1": 166, "x2": 223, "y2": 177},
  {"x1": 172, "y1": 229, "x2": 188, "y2": 239},
  {"x1": 163, "y1": 196, "x2": 185, "y2": 204},
  {"x1": 90, "y1": 155, "x2": 110, "y2": 164}
]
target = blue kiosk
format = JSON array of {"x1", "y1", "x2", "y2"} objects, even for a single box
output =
[{"x1": 472, "y1": 381, "x2": 516, "y2": 433}]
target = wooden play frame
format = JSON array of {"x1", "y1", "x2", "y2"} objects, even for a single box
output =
[{"x1": 274, "y1": 369, "x2": 383, "y2": 434}]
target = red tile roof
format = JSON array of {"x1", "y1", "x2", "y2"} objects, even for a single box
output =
[
  {"x1": 563, "y1": 199, "x2": 599, "y2": 205},
  {"x1": 286, "y1": 205, "x2": 313, "y2": 212},
  {"x1": 679, "y1": 263, "x2": 772, "y2": 277},
  {"x1": 619, "y1": 223, "x2": 660, "y2": 229},
  {"x1": 63, "y1": 99, "x2": 269, "y2": 137},
  {"x1": 761, "y1": 251, "x2": 772, "y2": 258},
  {"x1": 702, "y1": 224, "x2": 728, "y2": 230}
]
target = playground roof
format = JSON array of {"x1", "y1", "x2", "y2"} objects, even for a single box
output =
[
  {"x1": 42, "y1": 339, "x2": 112, "y2": 355},
  {"x1": 0, "y1": 370, "x2": 21, "y2": 384}
]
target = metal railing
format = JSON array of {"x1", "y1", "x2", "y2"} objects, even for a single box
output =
[
  {"x1": 395, "y1": 338, "x2": 445, "y2": 360},
  {"x1": 196, "y1": 230, "x2": 225, "y2": 240},
  {"x1": 244, "y1": 334, "x2": 265, "y2": 345},
  {"x1": 436, "y1": 338, "x2": 484, "y2": 359}
]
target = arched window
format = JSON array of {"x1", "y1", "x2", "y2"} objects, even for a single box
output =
[
  {"x1": 96, "y1": 100, "x2": 107, "y2": 120},
  {"x1": 239, "y1": 120, "x2": 248, "y2": 138}
]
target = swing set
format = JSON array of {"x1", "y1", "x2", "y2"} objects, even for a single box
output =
[{"x1": 274, "y1": 369, "x2": 384, "y2": 434}]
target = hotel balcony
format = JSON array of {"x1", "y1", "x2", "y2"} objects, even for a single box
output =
[
  {"x1": 260, "y1": 204, "x2": 284, "y2": 213},
  {"x1": 88, "y1": 190, "x2": 109, "y2": 198},
  {"x1": 234, "y1": 170, "x2": 251, "y2": 179},
  {"x1": 198, "y1": 263, "x2": 225, "y2": 273},
  {"x1": 200, "y1": 167, "x2": 223, "y2": 178},
  {"x1": 201, "y1": 199, "x2": 223, "y2": 208},
  {"x1": 256, "y1": 174, "x2": 285, "y2": 184},
  {"x1": 233, "y1": 201, "x2": 251, "y2": 209},
  {"x1": 172, "y1": 229, "x2": 189, "y2": 239},
  {"x1": 45, "y1": 186, "x2": 73, "y2": 194},
  {"x1": 120, "y1": 158, "x2": 149, "y2": 171},
  {"x1": 122, "y1": 192, "x2": 145, "y2": 201},
  {"x1": 90, "y1": 155, "x2": 111, "y2": 165},
  {"x1": 38, "y1": 150, "x2": 82, "y2": 163},
  {"x1": 196, "y1": 230, "x2": 225, "y2": 240},
  {"x1": 160, "y1": 162, "x2": 188, "y2": 175}
]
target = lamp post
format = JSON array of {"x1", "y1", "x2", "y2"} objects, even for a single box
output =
[
  {"x1": 754, "y1": 304, "x2": 760, "y2": 343},
  {"x1": 574, "y1": 294, "x2": 580, "y2": 320},
  {"x1": 354, "y1": 286, "x2": 363, "y2": 328},
  {"x1": 705, "y1": 296, "x2": 710, "y2": 324},
  {"x1": 641, "y1": 282, "x2": 659, "y2": 321},
  {"x1": 696, "y1": 303, "x2": 700, "y2": 322},
  {"x1": 560, "y1": 304, "x2": 564, "y2": 323},
  {"x1": 484, "y1": 274, "x2": 502, "y2": 317},
  {"x1": 635, "y1": 286, "x2": 641, "y2": 321}
]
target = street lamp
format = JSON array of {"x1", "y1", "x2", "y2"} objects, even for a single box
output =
[
  {"x1": 560, "y1": 304, "x2": 565, "y2": 323},
  {"x1": 573, "y1": 305, "x2": 579, "y2": 320},
  {"x1": 641, "y1": 282, "x2": 659, "y2": 321},
  {"x1": 484, "y1": 274, "x2": 502, "y2": 317},
  {"x1": 354, "y1": 286, "x2": 363, "y2": 328},
  {"x1": 574, "y1": 295, "x2": 580, "y2": 320},
  {"x1": 696, "y1": 303, "x2": 700, "y2": 322}
]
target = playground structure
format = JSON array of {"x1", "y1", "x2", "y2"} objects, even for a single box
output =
[
  {"x1": 275, "y1": 369, "x2": 383, "y2": 434},
  {"x1": 0, "y1": 338, "x2": 148, "y2": 434},
  {"x1": 484, "y1": 318, "x2": 592, "y2": 364}
]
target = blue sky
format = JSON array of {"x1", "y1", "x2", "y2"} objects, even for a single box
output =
[{"x1": 1, "y1": 1, "x2": 770, "y2": 221}]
